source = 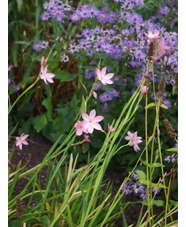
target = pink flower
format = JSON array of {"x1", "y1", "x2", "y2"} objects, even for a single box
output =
[
  {"x1": 154, "y1": 39, "x2": 170, "y2": 60},
  {"x1": 84, "y1": 134, "x2": 91, "y2": 142},
  {"x1": 40, "y1": 65, "x2": 55, "y2": 84},
  {"x1": 125, "y1": 131, "x2": 142, "y2": 152},
  {"x1": 108, "y1": 125, "x2": 116, "y2": 132},
  {"x1": 144, "y1": 31, "x2": 160, "y2": 42},
  {"x1": 74, "y1": 120, "x2": 87, "y2": 136},
  {"x1": 40, "y1": 56, "x2": 48, "y2": 66},
  {"x1": 16, "y1": 133, "x2": 29, "y2": 150},
  {"x1": 82, "y1": 109, "x2": 104, "y2": 133},
  {"x1": 141, "y1": 86, "x2": 149, "y2": 94},
  {"x1": 96, "y1": 67, "x2": 114, "y2": 85}
]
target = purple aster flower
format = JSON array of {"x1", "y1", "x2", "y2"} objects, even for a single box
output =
[
  {"x1": 97, "y1": 10, "x2": 109, "y2": 24},
  {"x1": 140, "y1": 188, "x2": 149, "y2": 200},
  {"x1": 134, "y1": 48, "x2": 146, "y2": 60},
  {"x1": 101, "y1": 103, "x2": 109, "y2": 113},
  {"x1": 127, "y1": 12, "x2": 143, "y2": 26},
  {"x1": 174, "y1": 144, "x2": 178, "y2": 148},
  {"x1": 163, "y1": 100, "x2": 172, "y2": 109},
  {"x1": 121, "y1": 182, "x2": 132, "y2": 194},
  {"x1": 135, "y1": 74, "x2": 143, "y2": 87},
  {"x1": 8, "y1": 79, "x2": 11, "y2": 85},
  {"x1": 110, "y1": 47, "x2": 122, "y2": 58},
  {"x1": 79, "y1": 8, "x2": 90, "y2": 19},
  {"x1": 79, "y1": 39, "x2": 91, "y2": 50},
  {"x1": 133, "y1": 181, "x2": 144, "y2": 193},
  {"x1": 101, "y1": 42, "x2": 113, "y2": 54},
  {"x1": 111, "y1": 88, "x2": 120, "y2": 97},
  {"x1": 85, "y1": 69, "x2": 94, "y2": 79},
  {"x1": 12, "y1": 84, "x2": 20, "y2": 93},
  {"x1": 164, "y1": 153, "x2": 177, "y2": 163},
  {"x1": 70, "y1": 12, "x2": 81, "y2": 22},
  {"x1": 93, "y1": 83, "x2": 102, "y2": 91},
  {"x1": 99, "y1": 92, "x2": 113, "y2": 103},
  {"x1": 108, "y1": 11, "x2": 118, "y2": 24},
  {"x1": 33, "y1": 42, "x2": 42, "y2": 52},
  {"x1": 152, "y1": 186, "x2": 161, "y2": 194},
  {"x1": 89, "y1": 6, "x2": 99, "y2": 18},
  {"x1": 131, "y1": 88, "x2": 136, "y2": 94},
  {"x1": 133, "y1": 169, "x2": 140, "y2": 181},
  {"x1": 159, "y1": 6, "x2": 170, "y2": 15},
  {"x1": 41, "y1": 11, "x2": 51, "y2": 21},
  {"x1": 51, "y1": 7, "x2": 66, "y2": 21},
  {"x1": 82, "y1": 28, "x2": 93, "y2": 37}
]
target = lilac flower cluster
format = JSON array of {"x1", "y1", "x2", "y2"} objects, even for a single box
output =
[{"x1": 121, "y1": 169, "x2": 161, "y2": 200}]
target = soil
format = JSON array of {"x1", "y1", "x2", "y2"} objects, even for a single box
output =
[{"x1": 9, "y1": 136, "x2": 177, "y2": 226}]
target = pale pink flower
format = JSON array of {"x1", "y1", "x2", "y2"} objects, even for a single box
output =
[
  {"x1": 96, "y1": 67, "x2": 114, "y2": 85},
  {"x1": 141, "y1": 86, "x2": 149, "y2": 94},
  {"x1": 154, "y1": 39, "x2": 170, "y2": 60},
  {"x1": 40, "y1": 65, "x2": 55, "y2": 84},
  {"x1": 144, "y1": 31, "x2": 160, "y2": 42},
  {"x1": 108, "y1": 125, "x2": 116, "y2": 132},
  {"x1": 82, "y1": 109, "x2": 104, "y2": 133},
  {"x1": 125, "y1": 131, "x2": 142, "y2": 152},
  {"x1": 16, "y1": 133, "x2": 29, "y2": 150},
  {"x1": 40, "y1": 56, "x2": 48, "y2": 66},
  {"x1": 74, "y1": 120, "x2": 87, "y2": 136},
  {"x1": 93, "y1": 91, "x2": 97, "y2": 99},
  {"x1": 84, "y1": 134, "x2": 91, "y2": 142}
]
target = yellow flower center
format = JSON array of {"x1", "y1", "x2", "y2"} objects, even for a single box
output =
[
  {"x1": 36, "y1": 45, "x2": 40, "y2": 48},
  {"x1": 104, "y1": 36, "x2": 107, "y2": 39},
  {"x1": 101, "y1": 14, "x2": 105, "y2": 18},
  {"x1": 56, "y1": 11, "x2": 60, "y2": 15},
  {"x1": 83, "y1": 5, "x2": 86, "y2": 8},
  {"x1": 113, "y1": 50, "x2": 115, "y2": 53},
  {"x1": 74, "y1": 15, "x2": 77, "y2": 19},
  {"x1": 100, "y1": 40, "x2": 104, "y2": 43}
]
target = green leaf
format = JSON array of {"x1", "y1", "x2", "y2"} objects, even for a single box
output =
[
  {"x1": 160, "y1": 104, "x2": 168, "y2": 109},
  {"x1": 34, "y1": 114, "x2": 48, "y2": 132},
  {"x1": 16, "y1": 0, "x2": 23, "y2": 12},
  {"x1": 42, "y1": 98, "x2": 52, "y2": 121},
  {"x1": 54, "y1": 71, "x2": 78, "y2": 82},
  {"x1": 146, "y1": 102, "x2": 156, "y2": 109},
  {"x1": 166, "y1": 148, "x2": 178, "y2": 152},
  {"x1": 136, "y1": 170, "x2": 146, "y2": 181},
  {"x1": 23, "y1": 61, "x2": 36, "y2": 83},
  {"x1": 142, "y1": 199, "x2": 164, "y2": 207},
  {"x1": 149, "y1": 163, "x2": 165, "y2": 168},
  {"x1": 35, "y1": 5, "x2": 41, "y2": 29},
  {"x1": 8, "y1": 220, "x2": 21, "y2": 227},
  {"x1": 40, "y1": 215, "x2": 50, "y2": 227}
]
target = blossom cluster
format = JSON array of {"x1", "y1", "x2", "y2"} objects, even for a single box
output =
[
  {"x1": 121, "y1": 170, "x2": 161, "y2": 200},
  {"x1": 74, "y1": 109, "x2": 104, "y2": 137}
]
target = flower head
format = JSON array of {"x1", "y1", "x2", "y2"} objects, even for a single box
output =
[
  {"x1": 141, "y1": 86, "x2": 149, "y2": 94},
  {"x1": 16, "y1": 133, "x2": 29, "y2": 150},
  {"x1": 84, "y1": 134, "x2": 91, "y2": 142},
  {"x1": 125, "y1": 131, "x2": 142, "y2": 152},
  {"x1": 96, "y1": 67, "x2": 114, "y2": 85},
  {"x1": 82, "y1": 109, "x2": 104, "y2": 134},
  {"x1": 40, "y1": 65, "x2": 55, "y2": 84},
  {"x1": 133, "y1": 181, "x2": 144, "y2": 193},
  {"x1": 144, "y1": 31, "x2": 161, "y2": 42},
  {"x1": 121, "y1": 182, "x2": 132, "y2": 194},
  {"x1": 74, "y1": 120, "x2": 87, "y2": 136}
]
